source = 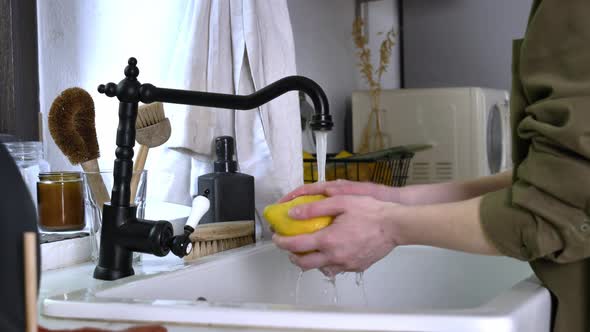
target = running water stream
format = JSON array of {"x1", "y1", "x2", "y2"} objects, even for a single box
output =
[
  {"x1": 293, "y1": 131, "x2": 367, "y2": 307},
  {"x1": 315, "y1": 131, "x2": 327, "y2": 182}
]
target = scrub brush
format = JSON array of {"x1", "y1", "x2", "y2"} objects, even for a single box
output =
[
  {"x1": 185, "y1": 220, "x2": 255, "y2": 260},
  {"x1": 130, "y1": 102, "x2": 171, "y2": 201},
  {"x1": 182, "y1": 191, "x2": 254, "y2": 261},
  {"x1": 48, "y1": 87, "x2": 110, "y2": 208}
]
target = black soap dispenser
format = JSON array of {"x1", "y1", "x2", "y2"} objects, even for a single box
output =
[{"x1": 197, "y1": 136, "x2": 255, "y2": 224}]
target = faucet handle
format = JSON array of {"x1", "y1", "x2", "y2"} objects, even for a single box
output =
[
  {"x1": 186, "y1": 195, "x2": 210, "y2": 230},
  {"x1": 167, "y1": 195, "x2": 210, "y2": 258},
  {"x1": 168, "y1": 233, "x2": 193, "y2": 258}
]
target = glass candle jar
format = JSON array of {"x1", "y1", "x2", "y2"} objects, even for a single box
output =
[
  {"x1": 3, "y1": 141, "x2": 50, "y2": 209},
  {"x1": 37, "y1": 172, "x2": 85, "y2": 231}
]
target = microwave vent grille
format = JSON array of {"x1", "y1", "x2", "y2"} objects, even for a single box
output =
[
  {"x1": 410, "y1": 162, "x2": 431, "y2": 183},
  {"x1": 435, "y1": 162, "x2": 454, "y2": 181},
  {"x1": 409, "y1": 161, "x2": 454, "y2": 184}
]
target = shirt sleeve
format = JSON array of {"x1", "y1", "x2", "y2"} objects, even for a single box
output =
[
  {"x1": 480, "y1": 0, "x2": 590, "y2": 263},
  {"x1": 480, "y1": 186, "x2": 585, "y2": 262}
]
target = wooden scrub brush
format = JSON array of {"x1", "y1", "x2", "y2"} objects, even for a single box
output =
[
  {"x1": 185, "y1": 220, "x2": 255, "y2": 260},
  {"x1": 48, "y1": 87, "x2": 110, "y2": 208},
  {"x1": 130, "y1": 102, "x2": 171, "y2": 201}
]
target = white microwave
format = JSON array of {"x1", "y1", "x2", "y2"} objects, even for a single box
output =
[{"x1": 352, "y1": 87, "x2": 511, "y2": 184}]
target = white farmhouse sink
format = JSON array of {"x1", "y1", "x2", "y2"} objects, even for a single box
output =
[{"x1": 44, "y1": 242, "x2": 551, "y2": 332}]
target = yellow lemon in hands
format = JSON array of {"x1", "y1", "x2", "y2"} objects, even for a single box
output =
[{"x1": 263, "y1": 195, "x2": 333, "y2": 236}]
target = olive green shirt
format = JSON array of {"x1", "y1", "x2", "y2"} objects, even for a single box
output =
[{"x1": 480, "y1": 1, "x2": 590, "y2": 331}]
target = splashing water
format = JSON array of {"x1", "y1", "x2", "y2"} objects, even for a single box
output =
[
  {"x1": 323, "y1": 274, "x2": 340, "y2": 305},
  {"x1": 355, "y1": 272, "x2": 369, "y2": 307},
  {"x1": 295, "y1": 269, "x2": 304, "y2": 305},
  {"x1": 315, "y1": 131, "x2": 328, "y2": 182}
]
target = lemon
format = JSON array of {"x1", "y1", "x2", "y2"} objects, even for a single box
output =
[
  {"x1": 302, "y1": 151, "x2": 314, "y2": 159},
  {"x1": 334, "y1": 150, "x2": 354, "y2": 159},
  {"x1": 302, "y1": 150, "x2": 374, "y2": 183},
  {"x1": 263, "y1": 195, "x2": 333, "y2": 236}
]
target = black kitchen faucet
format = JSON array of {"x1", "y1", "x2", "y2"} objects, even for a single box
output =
[{"x1": 94, "y1": 57, "x2": 333, "y2": 281}]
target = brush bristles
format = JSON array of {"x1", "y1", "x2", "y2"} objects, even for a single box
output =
[
  {"x1": 186, "y1": 236, "x2": 255, "y2": 260},
  {"x1": 136, "y1": 102, "x2": 165, "y2": 129},
  {"x1": 48, "y1": 88, "x2": 99, "y2": 164}
]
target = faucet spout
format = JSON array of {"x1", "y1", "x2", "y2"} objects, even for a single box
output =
[{"x1": 137, "y1": 75, "x2": 333, "y2": 131}]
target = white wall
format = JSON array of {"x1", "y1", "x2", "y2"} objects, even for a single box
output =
[
  {"x1": 288, "y1": 0, "x2": 401, "y2": 153},
  {"x1": 37, "y1": 0, "x2": 193, "y2": 172},
  {"x1": 38, "y1": 0, "x2": 401, "y2": 161},
  {"x1": 37, "y1": 0, "x2": 85, "y2": 172},
  {"x1": 402, "y1": 0, "x2": 533, "y2": 90}
]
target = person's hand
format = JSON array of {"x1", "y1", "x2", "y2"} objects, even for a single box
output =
[
  {"x1": 279, "y1": 180, "x2": 399, "y2": 204},
  {"x1": 272, "y1": 194, "x2": 402, "y2": 276}
]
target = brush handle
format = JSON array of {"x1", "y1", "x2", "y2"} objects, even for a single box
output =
[
  {"x1": 38, "y1": 112, "x2": 43, "y2": 143},
  {"x1": 130, "y1": 145, "x2": 148, "y2": 203},
  {"x1": 81, "y1": 160, "x2": 111, "y2": 209},
  {"x1": 23, "y1": 232, "x2": 37, "y2": 332}
]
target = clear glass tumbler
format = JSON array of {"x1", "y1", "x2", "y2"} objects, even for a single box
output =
[
  {"x1": 4, "y1": 141, "x2": 50, "y2": 209},
  {"x1": 83, "y1": 170, "x2": 147, "y2": 263}
]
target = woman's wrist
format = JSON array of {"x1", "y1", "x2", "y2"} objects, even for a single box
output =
[
  {"x1": 383, "y1": 202, "x2": 412, "y2": 246},
  {"x1": 397, "y1": 184, "x2": 437, "y2": 206}
]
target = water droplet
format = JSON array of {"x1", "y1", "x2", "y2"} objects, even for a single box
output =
[
  {"x1": 355, "y1": 272, "x2": 363, "y2": 286},
  {"x1": 324, "y1": 275, "x2": 339, "y2": 305},
  {"x1": 294, "y1": 270, "x2": 304, "y2": 305},
  {"x1": 355, "y1": 272, "x2": 368, "y2": 307}
]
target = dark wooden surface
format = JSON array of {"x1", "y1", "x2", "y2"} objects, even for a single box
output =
[{"x1": 0, "y1": 0, "x2": 39, "y2": 141}]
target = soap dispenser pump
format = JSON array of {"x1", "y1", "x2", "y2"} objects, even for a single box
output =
[{"x1": 197, "y1": 136, "x2": 255, "y2": 225}]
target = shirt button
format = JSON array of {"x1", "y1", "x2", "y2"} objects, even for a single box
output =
[{"x1": 580, "y1": 222, "x2": 590, "y2": 233}]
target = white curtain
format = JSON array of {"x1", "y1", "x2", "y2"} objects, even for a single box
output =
[
  {"x1": 149, "y1": 0, "x2": 303, "y2": 239},
  {"x1": 38, "y1": 0, "x2": 302, "y2": 239}
]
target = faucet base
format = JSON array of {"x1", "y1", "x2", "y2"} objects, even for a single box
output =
[
  {"x1": 94, "y1": 264, "x2": 134, "y2": 281},
  {"x1": 93, "y1": 204, "x2": 137, "y2": 281},
  {"x1": 92, "y1": 204, "x2": 175, "y2": 280}
]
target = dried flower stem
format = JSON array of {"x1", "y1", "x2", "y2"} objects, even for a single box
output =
[{"x1": 353, "y1": 16, "x2": 396, "y2": 153}]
